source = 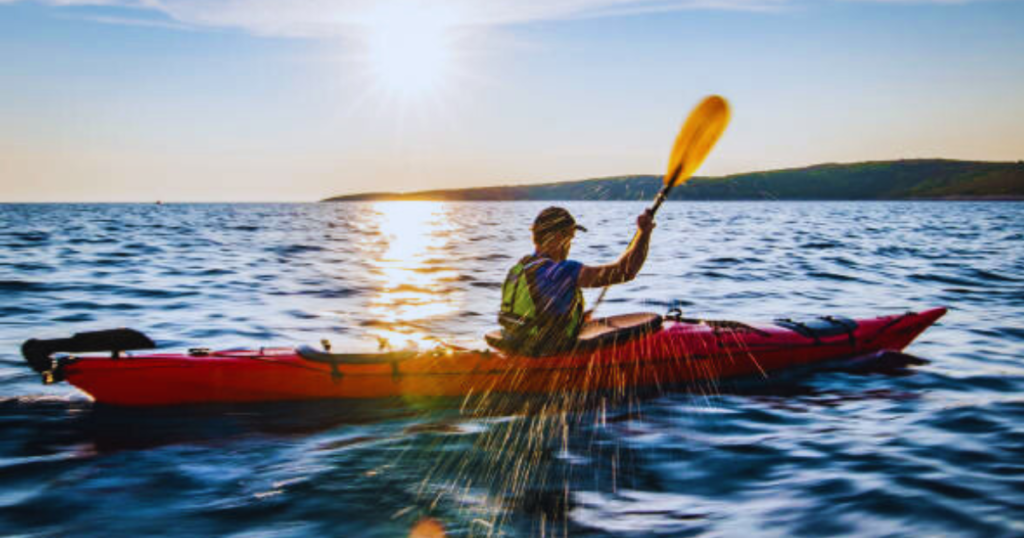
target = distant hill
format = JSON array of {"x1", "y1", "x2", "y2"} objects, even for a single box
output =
[{"x1": 323, "y1": 159, "x2": 1024, "y2": 202}]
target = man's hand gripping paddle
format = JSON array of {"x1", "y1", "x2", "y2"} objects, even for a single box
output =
[{"x1": 589, "y1": 95, "x2": 731, "y2": 315}]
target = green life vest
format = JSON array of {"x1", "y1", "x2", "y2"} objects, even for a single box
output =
[{"x1": 498, "y1": 254, "x2": 585, "y2": 355}]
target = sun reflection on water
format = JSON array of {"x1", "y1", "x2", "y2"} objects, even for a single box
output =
[{"x1": 363, "y1": 201, "x2": 464, "y2": 350}]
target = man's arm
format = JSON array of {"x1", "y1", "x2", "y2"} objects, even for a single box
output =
[{"x1": 578, "y1": 210, "x2": 655, "y2": 288}]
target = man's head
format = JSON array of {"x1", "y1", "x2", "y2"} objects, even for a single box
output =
[{"x1": 532, "y1": 206, "x2": 586, "y2": 258}]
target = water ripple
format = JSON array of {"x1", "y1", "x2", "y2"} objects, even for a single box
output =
[{"x1": 0, "y1": 201, "x2": 1021, "y2": 537}]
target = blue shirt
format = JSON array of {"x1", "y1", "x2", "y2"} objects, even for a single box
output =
[{"x1": 526, "y1": 256, "x2": 583, "y2": 316}]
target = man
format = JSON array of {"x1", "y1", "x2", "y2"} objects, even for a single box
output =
[{"x1": 498, "y1": 206, "x2": 656, "y2": 356}]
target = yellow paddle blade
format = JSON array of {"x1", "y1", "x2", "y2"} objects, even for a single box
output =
[{"x1": 665, "y1": 95, "x2": 731, "y2": 187}]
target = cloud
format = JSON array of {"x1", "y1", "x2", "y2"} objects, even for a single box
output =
[
  {"x1": 7, "y1": 0, "x2": 1007, "y2": 36},
  {"x1": 75, "y1": 13, "x2": 199, "y2": 31},
  {"x1": 6, "y1": 0, "x2": 792, "y2": 36}
]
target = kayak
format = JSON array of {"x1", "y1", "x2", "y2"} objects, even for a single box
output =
[{"x1": 22, "y1": 308, "x2": 946, "y2": 407}]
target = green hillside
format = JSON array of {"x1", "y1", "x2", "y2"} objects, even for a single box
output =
[{"x1": 324, "y1": 159, "x2": 1024, "y2": 202}]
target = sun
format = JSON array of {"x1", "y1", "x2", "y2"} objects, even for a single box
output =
[{"x1": 358, "y1": 6, "x2": 458, "y2": 100}]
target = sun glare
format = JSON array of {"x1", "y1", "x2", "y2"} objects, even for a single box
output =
[
  {"x1": 364, "y1": 202, "x2": 464, "y2": 350},
  {"x1": 358, "y1": 7, "x2": 459, "y2": 99}
]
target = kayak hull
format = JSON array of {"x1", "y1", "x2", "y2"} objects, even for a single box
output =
[{"x1": 55, "y1": 308, "x2": 945, "y2": 406}]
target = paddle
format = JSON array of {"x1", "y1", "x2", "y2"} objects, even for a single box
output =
[{"x1": 589, "y1": 95, "x2": 731, "y2": 315}]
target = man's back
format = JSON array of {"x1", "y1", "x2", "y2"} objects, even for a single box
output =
[{"x1": 498, "y1": 254, "x2": 584, "y2": 356}]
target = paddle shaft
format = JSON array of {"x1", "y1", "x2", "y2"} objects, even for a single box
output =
[
  {"x1": 589, "y1": 170, "x2": 682, "y2": 312},
  {"x1": 648, "y1": 177, "x2": 675, "y2": 215},
  {"x1": 586, "y1": 96, "x2": 729, "y2": 317}
]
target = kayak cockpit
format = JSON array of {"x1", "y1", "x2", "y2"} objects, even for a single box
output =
[{"x1": 484, "y1": 312, "x2": 663, "y2": 355}]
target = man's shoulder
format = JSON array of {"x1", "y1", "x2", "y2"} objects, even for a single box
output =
[
  {"x1": 517, "y1": 255, "x2": 583, "y2": 275},
  {"x1": 535, "y1": 258, "x2": 582, "y2": 279},
  {"x1": 560, "y1": 259, "x2": 583, "y2": 270}
]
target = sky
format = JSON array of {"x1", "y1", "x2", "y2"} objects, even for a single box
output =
[{"x1": 0, "y1": 0, "x2": 1022, "y2": 202}]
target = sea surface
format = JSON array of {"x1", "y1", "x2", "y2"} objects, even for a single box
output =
[{"x1": 0, "y1": 201, "x2": 1022, "y2": 537}]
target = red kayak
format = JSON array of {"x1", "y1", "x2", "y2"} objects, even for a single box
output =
[{"x1": 22, "y1": 308, "x2": 946, "y2": 406}]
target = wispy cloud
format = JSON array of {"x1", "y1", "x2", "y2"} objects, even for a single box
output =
[
  {"x1": 4, "y1": 0, "x2": 1005, "y2": 36},
  {"x1": 7, "y1": 0, "x2": 790, "y2": 36},
  {"x1": 74, "y1": 13, "x2": 199, "y2": 31}
]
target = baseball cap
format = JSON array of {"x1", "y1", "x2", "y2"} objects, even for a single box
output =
[{"x1": 531, "y1": 206, "x2": 587, "y2": 236}]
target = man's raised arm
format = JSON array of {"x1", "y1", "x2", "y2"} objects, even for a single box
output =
[{"x1": 578, "y1": 209, "x2": 656, "y2": 289}]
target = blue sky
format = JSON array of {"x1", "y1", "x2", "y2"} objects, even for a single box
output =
[{"x1": 1, "y1": 0, "x2": 1022, "y2": 201}]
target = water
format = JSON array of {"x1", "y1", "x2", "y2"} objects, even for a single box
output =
[{"x1": 1, "y1": 201, "x2": 1021, "y2": 537}]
